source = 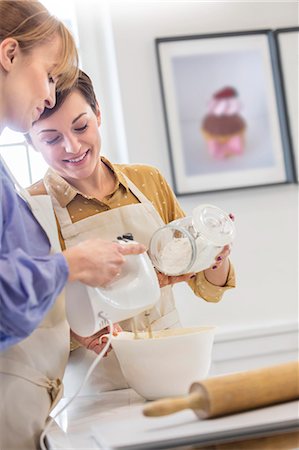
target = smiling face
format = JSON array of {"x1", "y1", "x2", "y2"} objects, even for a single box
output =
[
  {"x1": 29, "y1": 90, "x2": 102, "y2": 185},
  {"x1": 1, "y1": 35, "x2": 62, "y2": 132}
]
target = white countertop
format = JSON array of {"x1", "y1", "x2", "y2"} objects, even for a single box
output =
[{"x1": 46, "y1": 389, "x2": 299, "y2": 450}]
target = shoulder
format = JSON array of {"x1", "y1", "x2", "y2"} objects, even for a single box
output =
[
  {"x1": 116, "y1": 163, "x2": 165, "y2": 183},
  {"x1": 27, "y1": 179, "x2": 47, "y2": 196},
  {"x1": 0, "y1": 161, "x2": 11, "y2": 187}
]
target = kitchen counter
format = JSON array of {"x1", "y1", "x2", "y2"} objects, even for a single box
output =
[{"x1": 46, "y1": 389, "x2": 299, "y2": 450}]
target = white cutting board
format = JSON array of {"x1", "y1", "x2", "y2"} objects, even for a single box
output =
[{"x1": 46, "y1": 389, "x2": 299, "y2": 450}]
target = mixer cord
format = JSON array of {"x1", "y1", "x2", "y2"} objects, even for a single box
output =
[{"x1": 39, "y1": 315, "x2": 113, "y2": 450}]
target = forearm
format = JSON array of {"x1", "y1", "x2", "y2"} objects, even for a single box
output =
[
  {"x1": 203, "y1": 258, "x2": 230, "y2": 287},
  {"x1": 188, "y1": 261, "x2": 236, "y2": 302},
  {"x1": 0, "y1": 249, "x2": 68, "y2": 349}
]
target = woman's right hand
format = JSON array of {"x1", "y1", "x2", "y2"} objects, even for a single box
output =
[
  {"x1": 156, "y1": 270, "x2": 195, "y2": 288},
  {"x1": 64, "y1": 239, "x2": 146, "y2": 287}
]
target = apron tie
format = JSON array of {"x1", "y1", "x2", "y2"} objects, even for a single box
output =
[
  {"x1": 0, "y1": 357, "x2": 63, "y2": 402},
  {"x1": 47, "y1": 377, "x2": 63, "y2": 405}
]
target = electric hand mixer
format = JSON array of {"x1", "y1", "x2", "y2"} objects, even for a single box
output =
[{"x1": 65, "y1": 235, "x2": 161, "y2": 336}]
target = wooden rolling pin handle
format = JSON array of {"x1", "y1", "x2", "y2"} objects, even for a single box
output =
[
  {"x1": 191, "y1": 360, "x2": 299, "y2": 418},
  {"x1": 143, "y1": 392, "x2": 206, "y2": 417},
  {"x1": 143, "y1": 361, "x2": 299, "y2": 419}
]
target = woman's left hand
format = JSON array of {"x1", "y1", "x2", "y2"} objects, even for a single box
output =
[
  {"x1": 71, "y1": 323, "x2": 122, "y2": 355},
  {"x1": 209, "y1": 244, "x2": 232, "y2": 271},
  {"x1": 209, "y1": 212, "x2": 234, "y2": 271}
]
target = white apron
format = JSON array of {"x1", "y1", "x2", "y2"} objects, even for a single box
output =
[
  {"x1": 0, "y1": 159, "x2": 70, "y2": 450},
  {"x1": 46, "y1": 174, "x2": 181, "y2": 394}
]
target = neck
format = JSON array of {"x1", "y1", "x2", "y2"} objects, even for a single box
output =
[
  {"x1": 0, "y1": 74, "x2": 6, "y2": 134},
  {"x1": 0, "y1": 108, "x2": 4, "y2": 135},
  {"x1": 69, "y1": 160, "x2": 116, "y2": 200}
]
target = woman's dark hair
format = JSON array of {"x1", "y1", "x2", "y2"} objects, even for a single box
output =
[
  {"x1": 25, "y1": 70, "x2": 97, "y2": 144},
  {"x1": 40, "y1": 69, "x2": 98, "y2": 120}
]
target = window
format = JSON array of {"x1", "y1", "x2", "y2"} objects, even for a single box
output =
[
  {"x1": 0, "y1": 0, "x2": 79, "y2": 187},
  {"x1": 0, "y1": 129, "x2": 48, "y2": 186}
]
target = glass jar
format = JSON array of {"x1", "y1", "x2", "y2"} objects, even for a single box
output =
[{"x1": 149, "y1": 204, "x2": 235, "y2": 276}]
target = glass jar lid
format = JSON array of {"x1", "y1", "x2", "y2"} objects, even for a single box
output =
[{"x1": 192, "y1": 204, "x2": 235, "y2": 247}]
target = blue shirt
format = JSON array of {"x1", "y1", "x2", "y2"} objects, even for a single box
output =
[{"x1": 0, "y1": 160, "x2": 69, "y2": 350}]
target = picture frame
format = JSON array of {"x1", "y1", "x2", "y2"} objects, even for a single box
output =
[
  {"x1": 274, "y1": 27, "x2": 299, "y2": 182},
  {"x1": 156, "y1": 30, "x2": 294, "y2": 195}
]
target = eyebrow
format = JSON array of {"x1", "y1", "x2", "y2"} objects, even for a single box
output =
[{"x1": 38, "y1": 113, "x2": 87, "y2": 134}]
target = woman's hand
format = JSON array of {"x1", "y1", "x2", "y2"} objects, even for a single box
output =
[
  {"x1": 156, "y1": 271, "x2": 195, "y2": 288},
  {"x1": 71, "y1": 323, "x2": 122, "y2": 355},
  {"x1": 209, "y1": 244, "x2": 232, "y2": 270},
  {"x1": 65, "y1": 239, "x2": 146, "y2": 287}
]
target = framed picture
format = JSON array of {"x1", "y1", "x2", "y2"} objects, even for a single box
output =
[
  {"x1": 156, "y1": 30, "x2": 294, "y2": 195},
  {"x1": 274, "y1": 27, "x2": 299, "y2": 181}
]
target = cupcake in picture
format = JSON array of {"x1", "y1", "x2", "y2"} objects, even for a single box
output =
[{"x1": 201, "y1": 87, "x2": 246, "y2": 159}]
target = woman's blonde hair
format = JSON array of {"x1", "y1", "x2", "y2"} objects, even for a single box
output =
[{"x1": 0, "y1": 0, "x2": 78, "y2": 91}]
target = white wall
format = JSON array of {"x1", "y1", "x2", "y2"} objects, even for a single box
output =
[{"x1": 75, "y1": 1, "x2": 298, "y2": 339}]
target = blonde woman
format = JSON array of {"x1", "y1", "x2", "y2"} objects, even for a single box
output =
[{"x1": 0, "y1": 1, "x2": 144, "y2": 448}]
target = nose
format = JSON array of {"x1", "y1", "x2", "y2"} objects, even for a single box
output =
[
  {"x1": 63, "y1": 135, "x2": 82, "y2": 154},
  {"x1": 44, "y1": 83, "x2": 56, "y2": 109}
]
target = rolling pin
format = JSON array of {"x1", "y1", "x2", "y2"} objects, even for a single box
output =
[{"x1": 143, "y1": 360, "x2": 299, "y2": 419}]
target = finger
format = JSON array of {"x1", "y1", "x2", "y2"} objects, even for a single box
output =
[
  {"x1": 76, "y1": 336, "x2": 93, "y2": 348},
  {"x1": 218, "y1": 248, "x2": 231, "y2": 260},
  {"x1": 87, "y1": 339, "x2": 101, "y2": 352},
  {"x1": 229, "y1": 213, "x2": 235, "y2": 221},
  {"x1": 216, "y1": 245, "x2": 231, "y2": 259},
  {"x1": 92, "y1": 343, "x2": 112, "y2": 355},
  {"x1": 156, "y1": 272, "x2": 166, "y2": 283},
  {"x1": 156, "y1": 273, "x2": 169, "y2": 287},
  {"x1": 113, "y1": 324, "x2": 122, "y2": 334},
  {"x1": 99, "y1": 326, "x2": 109, "y2": 334},
  {"x1": 99, "y1": 336, "x2": 115, "y2": 354},
  {"x1": 161, "y1": 278, "x2": 172, "y2": 287},
  {"x1": 99, "y1": 336, "x2": 108, "y2": 345},
  {"x1": 107, "y1": 323, "x2": 122, "y2": 334},
  {"x1": 222, "y1": 250, "x2": 231, "y2": 259},
  {"x1": 170, "y1": 274, "x2": 194, "y2": 284},
  {"x1": 118, "y1": 243, "x2": 146, "y2": 255}
]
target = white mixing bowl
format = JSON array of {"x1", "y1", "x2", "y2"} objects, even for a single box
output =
[{"x1": 110, "y1": 326, "x2": 215, "y2": 400}]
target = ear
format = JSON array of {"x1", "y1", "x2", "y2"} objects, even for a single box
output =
[
  {"x1": 0, "y1": 38, "x2": 20, "y2": 72},
  {"x1": 96, "y1": 101, "x2": 101, "y2": 126}
]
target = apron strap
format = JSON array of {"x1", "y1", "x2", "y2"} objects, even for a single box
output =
[
  {"x1": 44, "y1": 170, "x2": 161, "y2": 229},
  {"x1": 44, "y1": 179, "x2": 74, "y2": 228},
  {"x1": 121, "y1": 174, "x2": 154, "y2": 206},
  {"x1": 0, "y1": 156, "x2": 61, "y2": 253}
]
